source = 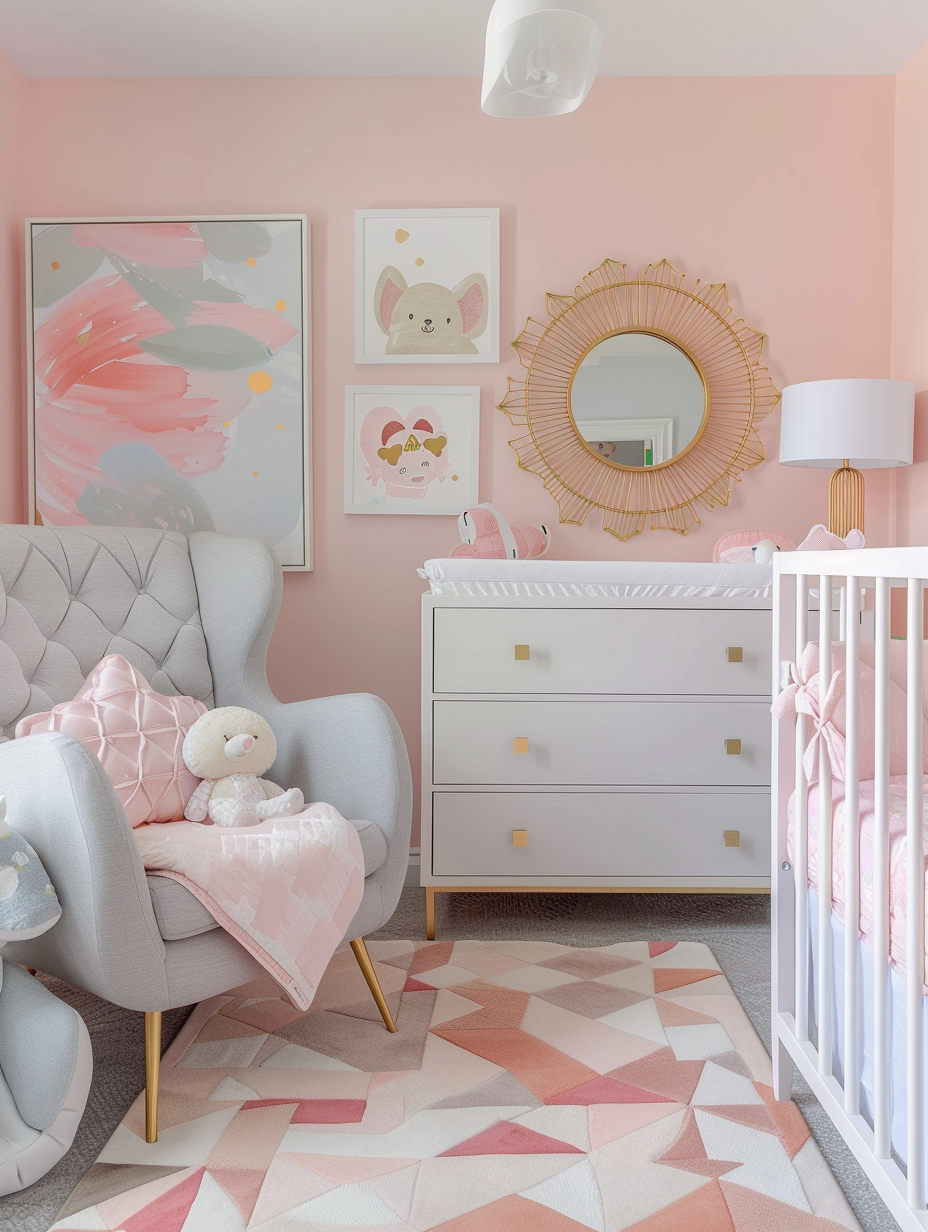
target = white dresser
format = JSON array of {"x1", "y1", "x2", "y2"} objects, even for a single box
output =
[{"x1": 420, "y1": 572, "x2": 774, "y2": 938}]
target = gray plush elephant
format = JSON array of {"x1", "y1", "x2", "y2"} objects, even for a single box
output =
[{"x1": 0, "y1": 796, "x2": 92, "y2": 1196}]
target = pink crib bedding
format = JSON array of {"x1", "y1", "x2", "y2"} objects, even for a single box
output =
[{"x1": 787, "y1": 775, "x2": 928, "y2": 982}]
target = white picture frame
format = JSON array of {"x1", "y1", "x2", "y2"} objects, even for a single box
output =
[
  {"x1": 355, "y1": 208, "x2": 499, "y2": 364},
  {"x1": 344, "y1": 385, "x2": 480, "y2": 514},
  {"x1": 26, "y1": 215, "x2": 312, "y2": 569}
]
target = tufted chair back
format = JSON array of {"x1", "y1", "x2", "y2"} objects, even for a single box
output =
[{"x1": 0, "y1": 526, "x2": 214, "y2": 738}]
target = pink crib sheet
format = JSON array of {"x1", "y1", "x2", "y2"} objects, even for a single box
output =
[{"x1": 787, "y1": 775, "x2": 928, "y2": 982}]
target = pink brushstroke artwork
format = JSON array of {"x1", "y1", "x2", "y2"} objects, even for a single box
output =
[
  {"x1": 70, "y1": 222, "x2": 208, "y2": 267},
  {"x1": 32, "y1": 228, "x2": 298, "y2": 529}
]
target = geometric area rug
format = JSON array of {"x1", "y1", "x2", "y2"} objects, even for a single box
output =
[{"x1": 51, "y1": 940, "x2": 862, "y2": 1231}]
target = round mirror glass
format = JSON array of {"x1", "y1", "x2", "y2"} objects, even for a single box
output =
[{"x1": 569, "y1": 332, "x2": 706, "y2": 467}]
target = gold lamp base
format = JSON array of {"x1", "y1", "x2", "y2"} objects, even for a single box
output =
[{"x1": 828, "y1": 460, "x2": 864, "y2": 538}]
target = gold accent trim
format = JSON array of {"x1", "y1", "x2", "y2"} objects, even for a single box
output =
[
  {"x1": 724, "y1": 830, "x2": 741, "y2": 847},
  {"x1": 828, "y1": 462, "x2": 865, "y2": 537},
  {"x1": 512, "y1": 829, "x2": 529, "y2": 847},
  {"x1": 726, "y1": 646, "x2": 744, "y2": 663},
  {"x1": 513, "y1": 737, "x2": 530, "y2": 754},
  {"x1": 498, "y1": 259, "x2": 780, "y2": 540},
  {"x1": 514, "y1": 644, "x2": 531, "y2": 661},
  {"x1": 725, "y1": 738, "x2": 742, "y2": 755},
  {"x1": 350, "y1": 937, "x2": 397, "y2": 1032},
  {"x1": 144, "y1": 1010, "x2": 161, "y2": 1144}
]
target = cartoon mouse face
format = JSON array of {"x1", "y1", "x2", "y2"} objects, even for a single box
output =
[
  {"x1": 359, "y1": 405, "x2": 452, "y2": 499},
  {"x1": 374, "y1": 266, "x2": 488, "y2": 356}
]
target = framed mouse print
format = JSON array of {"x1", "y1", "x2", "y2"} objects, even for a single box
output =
[
  {"x1": 26, "y1": 215, "x2": 312, "y2": 569},
  {"x1": 355, "y1": 208, "x2": 499, "y2": 364}
]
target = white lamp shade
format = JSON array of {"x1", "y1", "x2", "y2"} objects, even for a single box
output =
[
  {"x1": 779, "y1": 378, "x2": 915, "y2": 469},
  {"x1": 481, "y1": 0, "x2": 603, "y2": 119}
]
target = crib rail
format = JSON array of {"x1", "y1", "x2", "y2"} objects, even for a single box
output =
[{"x1": 773, "y1": 548, "x2": 928, "y2": 1230}]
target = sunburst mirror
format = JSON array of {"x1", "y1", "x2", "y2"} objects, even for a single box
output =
[{"x1": 499, "y1": 259, "x2": 780, "y2": 539}]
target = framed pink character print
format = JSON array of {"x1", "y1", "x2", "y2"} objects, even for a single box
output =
[{"x1": 344, "y1": 385, "x2": 480, "y2": 515}]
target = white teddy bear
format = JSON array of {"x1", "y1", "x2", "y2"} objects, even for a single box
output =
[{"x1": 183, "y1": 706, "x2": 304, "y2": 827}]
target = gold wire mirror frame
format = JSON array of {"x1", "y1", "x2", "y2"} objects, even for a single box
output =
[{"x1": 498, "y1": 259, "x2": 780, "y2": 539}]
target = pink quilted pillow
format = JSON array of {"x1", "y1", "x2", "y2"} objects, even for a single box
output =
[
  {"x1": 15, "y1": 654, "x2": 207, "y2": 826},
  {"x1": 712, "y1": 529, "x2": 796, "y2": 562}
]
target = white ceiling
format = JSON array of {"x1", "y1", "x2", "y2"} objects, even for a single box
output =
[{"x1": 1, "y1": 0, "x2": 926, "y2": 79}]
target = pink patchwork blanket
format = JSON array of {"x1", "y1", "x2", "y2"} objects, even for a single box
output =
[{"x1": 135, "y1": 804, "x2": 365, "y2": 1010}]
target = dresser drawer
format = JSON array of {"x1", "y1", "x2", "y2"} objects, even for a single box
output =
[
  {"x1": 433, "y1": 700, "x2": 770, "y2": 786},
  {"x1": 432, "y1": 608, "x2": 770, "y2": 695},
  {"x1": 431, "y1": 791, "x2": 769, "y2": 878}
]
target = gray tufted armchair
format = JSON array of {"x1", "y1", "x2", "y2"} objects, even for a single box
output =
[{"x1": 0, "y1": 526, "x2": 412, "y2": 1142}]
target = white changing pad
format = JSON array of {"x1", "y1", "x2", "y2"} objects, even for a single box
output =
[{"x1": 418, "y1": 558, "x2": 773, "y2": 599}]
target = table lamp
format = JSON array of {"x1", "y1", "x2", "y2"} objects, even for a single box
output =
[{"x1": 779, "y1": 378, "x2": 915, "y2": 536}]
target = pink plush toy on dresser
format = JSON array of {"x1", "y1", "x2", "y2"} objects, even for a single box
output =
[{"x1": 451, "y1": 503, "x2": 550, "y2": 560}]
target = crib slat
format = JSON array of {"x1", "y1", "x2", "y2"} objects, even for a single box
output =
[
  {"x1": 844, "y1": 578, "x2": 861, "y2": 1117},
  {"x1": 907, "y1": 578, "x2": 925, "y2": 1207},
  {"x1": 795, "y1": 575, "x2": 810, "y2": 1041},
  {"x1": 818, "y1": 576, "x2": 834, "y2": 1077},
  {"x1": 874, "y1": 577, "x2": 892, "y2": 1158}
]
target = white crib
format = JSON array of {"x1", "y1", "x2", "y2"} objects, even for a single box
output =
[{"x1": 773, "y1": 547, "x2": 928, "y2": 1231}]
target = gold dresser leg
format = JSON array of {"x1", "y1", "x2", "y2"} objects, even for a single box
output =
[
  {"x1": 349, "y1": 938, "x2": 397, "y2": 1032},
  {"x1": 426, "y1": 888, "x2": 435, "y2": 940},
  {"x1": 144, "y1": 1011, "x2": 162, "y2": 1143}
]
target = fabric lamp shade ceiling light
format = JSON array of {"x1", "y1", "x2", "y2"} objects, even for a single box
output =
[
  {"x1": 779, "y1": 378, "x2": 915, "y2": 536},
  {"x1": 481, "y1": 0, "x2": 603, "y2": 118}
]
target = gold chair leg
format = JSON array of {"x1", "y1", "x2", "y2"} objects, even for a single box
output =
[
  {"x1": 349, "y1": 938, "x2": 397, "y2": 1033},
  {"x1": 426, "y1": 887, "x2": 435, "y2": 940},
  {"x1": 144, "y1": 1011, "x2": 162, "y2": 1143},
  {"x1": 23, "y1": 967, "x2": 37, "y2": 977}
]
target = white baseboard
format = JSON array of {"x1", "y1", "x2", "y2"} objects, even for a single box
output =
[{"x1": 404, "y1": 847, "x2": 421, "y2": 888}]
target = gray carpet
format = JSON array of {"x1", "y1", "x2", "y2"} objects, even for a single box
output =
[{"x1": 0, "y1": 890, "x2": 900, "y2": 1232}]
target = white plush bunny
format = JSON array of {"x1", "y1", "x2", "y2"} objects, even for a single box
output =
[{"x1": 183, "y1": 707, "x2": 304, "y2": 827}]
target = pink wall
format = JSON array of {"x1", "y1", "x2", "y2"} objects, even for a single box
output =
[
  {"x1": 0, "y1": 44, "x2": 25, "y2": 523},
  {"x1": 893, "y1": 42, "x2": 928, "y2": 545},
  {"x1": 6, "y1": 75, "x2": 896, "y2": 842}
]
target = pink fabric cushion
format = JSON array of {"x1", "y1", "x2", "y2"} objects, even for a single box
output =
[
  {"x1": 795, "y1": 524, "x2": 865, "y2": 552},
  {"x1": 771, "y1": 640, "x2": 928, "y2": 781},
  {"x1": 15, "y1": 654, "x2": 207, "y2": 826},
  {"x1": 712, "y1": 529, "x2": 796, "y2": 562}
]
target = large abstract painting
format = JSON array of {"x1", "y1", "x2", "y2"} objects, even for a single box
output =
[{"x1": 27, "y1": 217, "x2": 311, "y2": 568}]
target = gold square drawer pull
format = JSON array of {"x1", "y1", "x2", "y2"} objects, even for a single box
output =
[
  {"x1": 724, "y1": 830, "x2": 741, "y2": 848},
  {"x1": 725, "y1": 738, "x2": 742, "y2": 755},
  {"x1": 727, "y1": 646, "x2": 743, "y2": 663},
  {"x1": 514, "y1": 644, "x2": 531, "y2": 661},
  {"x1": 512, "y1": 829, "x2": 529, "y2": 847},
  {"x1": 513, "y1": 737, "x2": 530, "y2": 754}
]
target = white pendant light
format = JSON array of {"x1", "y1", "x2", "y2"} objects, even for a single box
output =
[{"x1": 481, "y1": 0, "x2": 603, "y2": 119}]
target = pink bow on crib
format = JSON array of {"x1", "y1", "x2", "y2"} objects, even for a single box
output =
[{"x1": 772, "y1": 661, "x2": 848, "y2": 781}]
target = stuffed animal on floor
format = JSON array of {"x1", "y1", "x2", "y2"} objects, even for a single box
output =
[
  {"x1": 183, "y1": 707, "x2": 304, "y2": 827},
  {"x1": 450, "y1": 503, "x2": 550, "y2": 560},
  {"x1": 0, "y1": 796, "x2": 93, "y2": 1196}
]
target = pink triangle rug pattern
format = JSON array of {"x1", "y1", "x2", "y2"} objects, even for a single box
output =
[{"x1": 52, "y1": 940, "x2": 861, "y2": 1231}]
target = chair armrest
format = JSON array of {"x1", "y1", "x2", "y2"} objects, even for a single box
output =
[
  {"x1": 264, "y1": 693, "x2": 413, "y2": 926},
  {"x1": 265, "y1": 693, "x2": 412, "y2": 846},
  {"x1": 189, "y1": 531, "x2": 413, "y2": 932},
  {"x1": 0, "y1": 733, "x2": 168, "y2": 1008}
]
